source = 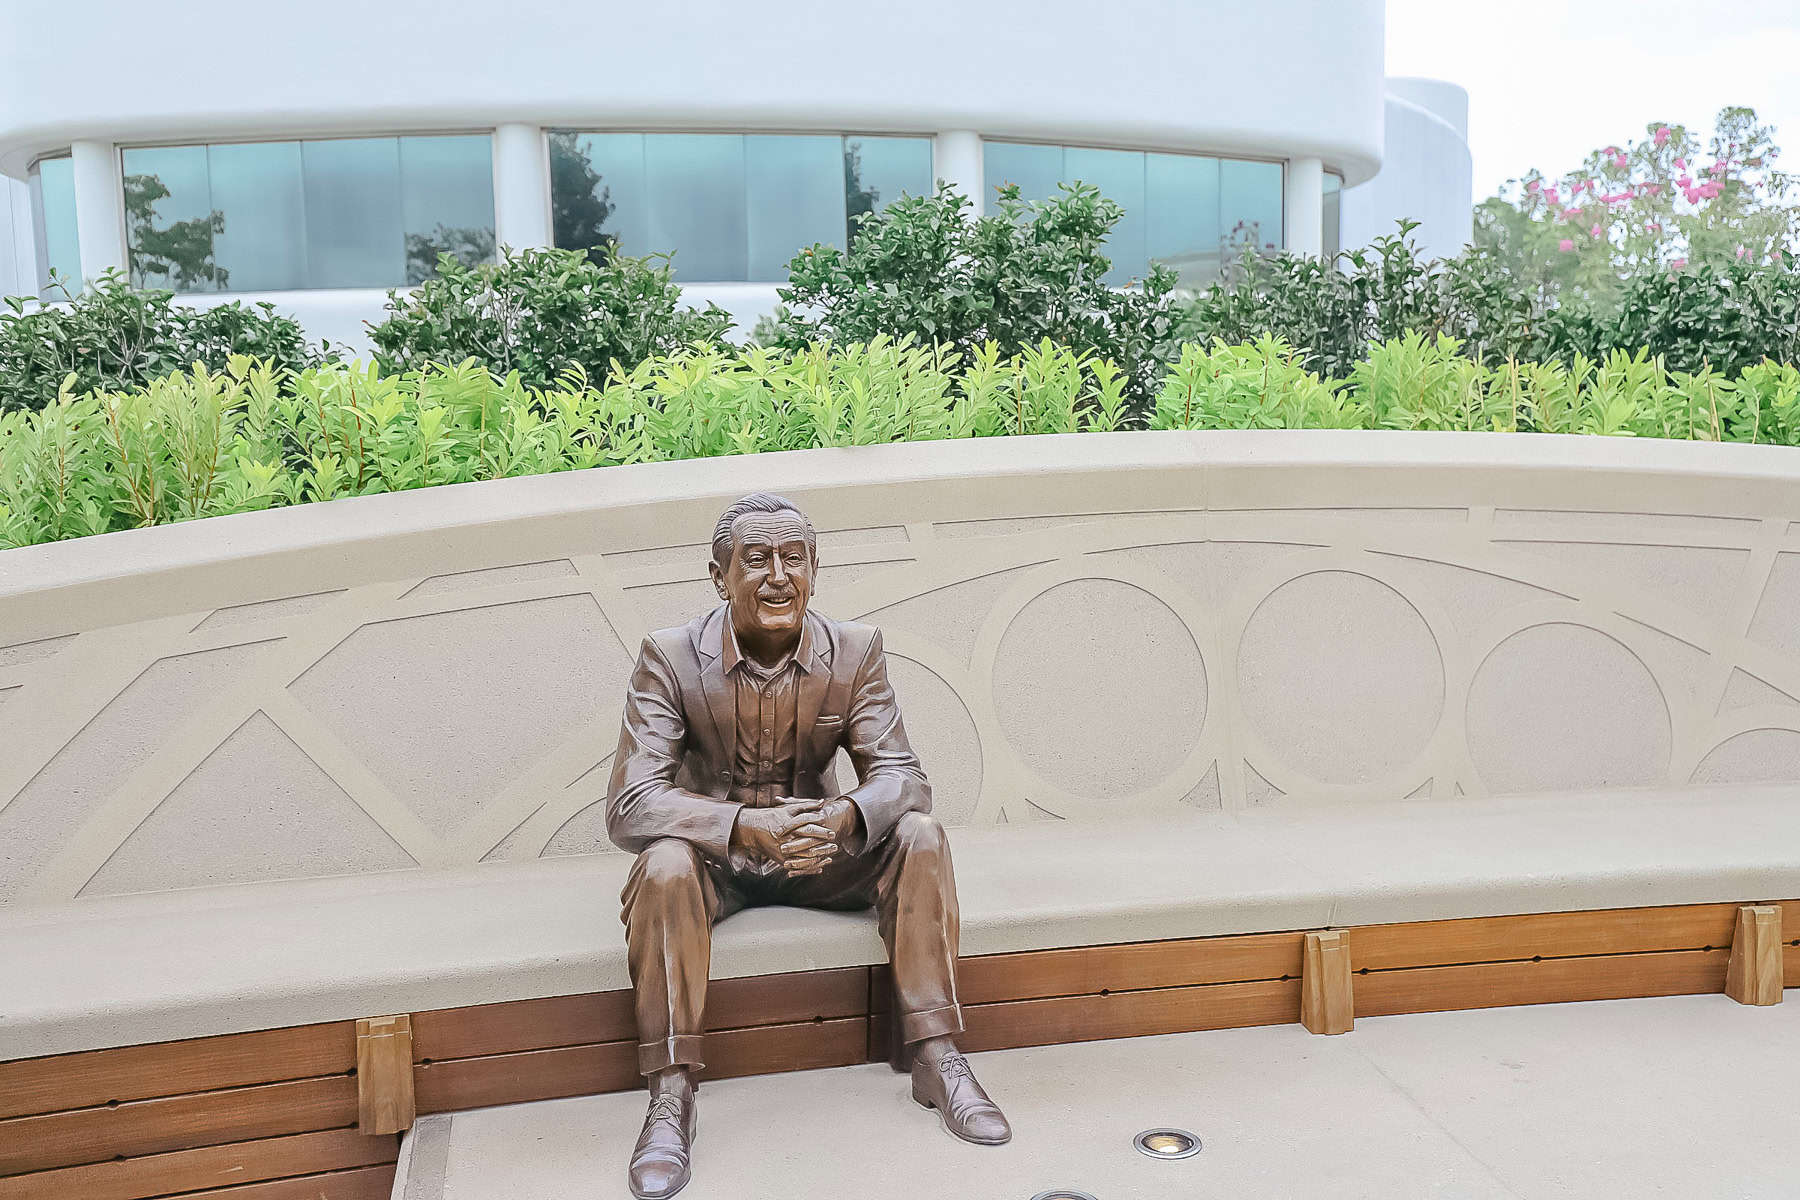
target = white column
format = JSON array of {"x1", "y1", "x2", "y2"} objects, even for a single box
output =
[
  {"x1": 1, "y1": 175, "x2": 26, "y2": 299},
  {"x1": 492, "y1": 123, "x2": 552, "y2": 251},
  {"x1": 1284, "y1": 155, "x2": 1324, "y2": 258},
  {"x1": 934, "y1": 131, "x2": 984, "y2": 215},
  {"x1": 70, "y1": 139, "x2": 128, "y2": 283}
]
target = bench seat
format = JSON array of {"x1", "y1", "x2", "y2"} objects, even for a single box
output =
[{"x1": 5, "y1": 783, "x2": 1798, "y2": 1062}]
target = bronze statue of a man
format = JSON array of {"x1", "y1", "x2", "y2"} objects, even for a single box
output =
[{"x1": 606, "y1": 492, "x2": 1010, "y2": 1198}]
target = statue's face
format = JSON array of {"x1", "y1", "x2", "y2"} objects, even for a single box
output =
[{"x1": 711, "y1": 511, "x2": 816, "y2": 642}]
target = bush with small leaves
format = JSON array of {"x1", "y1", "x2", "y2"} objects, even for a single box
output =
[
  {"x1": 0, "y1": 271, "x2": 316, "y2": 414},
  {"x1": 368, "y1": 246, "x2": 734, "y2": 391}
]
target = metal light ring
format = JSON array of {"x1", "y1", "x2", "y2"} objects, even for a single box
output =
[
  {"x1": 1029, "y1": 1191, "x2": 1101, "y2": 1200},
  {"x1": 1133, "y1": 1126, "x2": 1203, "y2": 1160}
]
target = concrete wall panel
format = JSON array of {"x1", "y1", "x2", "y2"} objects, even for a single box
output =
[{"x1": 6, "y1": 430, "x2": 1800, "y2": 904}]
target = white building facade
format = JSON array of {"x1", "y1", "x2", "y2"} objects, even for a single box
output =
[{"x1": 0, "y1": 0, "x2": 1472, "y2": 350}]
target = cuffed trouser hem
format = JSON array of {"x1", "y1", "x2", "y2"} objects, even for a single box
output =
[
  {"x1": 901, "y1": 1003, "x2": 965, "y2": 1046},
  {"x1": 638, "y1": 1034, "x2": 708, "y2": 1076}
]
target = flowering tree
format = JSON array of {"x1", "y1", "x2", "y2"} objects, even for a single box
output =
[{"x1": 1474, "y1": 107, "x2": 1800, "y2": 304}]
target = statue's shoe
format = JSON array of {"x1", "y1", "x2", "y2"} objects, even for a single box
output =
[
  {"x1": 628, "y1": 1091, "x2": 696, "y2": 1199},
  {"x1": 911, "y1": 1050, "x2": 1012, "y2": 1145}
]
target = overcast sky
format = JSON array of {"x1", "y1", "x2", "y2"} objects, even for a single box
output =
[{"x1": 1385, "y1": 0, "x2": 1800, "y2": 201}]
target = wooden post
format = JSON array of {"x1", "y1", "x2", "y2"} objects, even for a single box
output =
[
  {"x1": 356, "y1": 1014, "x2": 416, "y2": 1135},
  {"x1": 1301, "y1": 930, "x2": 1354, "y2": 1035},
  {"x1": 1725, "y1": 905, "x2": 1783, "y2": 1007}
]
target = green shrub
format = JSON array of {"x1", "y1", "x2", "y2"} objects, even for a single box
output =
[
  {"x1": 1180, "y1": 225, "x2": 1546, "y2": 378},
  {"x1": 0, "y1": 271, "x2": 316, "y2": 414},
  {"x1": 8, "y1": 337, "x2": 1800, "y2": 550},
  {"x1": 771, "y1": 183, "x2": 1182, "y2": 417},
  {"x1": 368, "y1": 246, "x2": 734, "y2": 391},
  {"x1": 1184, "y1": 224, "x2": 1800, "y2": 381},
  {"x1": 0, "y1": 338, "x2": 1129, "y2": 548}
]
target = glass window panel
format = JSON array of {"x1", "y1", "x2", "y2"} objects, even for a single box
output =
[
  {"x1": 1065, "y1": 147, "x2": 1146, "y2": 285},
  {"x1": 745, "y1": 135, "x2": 843, "y2": 281},
  {"x1": 644, "y1": 134, "x2": 745, "y2": 282},
  {"x1": 983, "y1": 141, "x2": 1062, "y2": 205},
  {"x1": 1323, "y1": 171, "x2": 1343, "y2": 259},
  {"x1": 207, "y1": 141, "x2": 306, "y2": 292},
  {"x1": 1220, "y1": 158, "x2": 1284, "y2": 254},
  {"x1": 550, "y1": 132, "x2": 647, "y2": 262},
  {"x1": 844, "y1": 135, "x2": 932, "y2": 244},
  {"x1": 1146, "y1": 151, "x2": 1220, "y2": 288},
  {"x1": 399, "y1": 134, "x2": 495, "y2": 284},
  {"x1": 30, "y1": 157, "x2": 81, "y2": 297},
  {"x1": 122, "y1": 144, "x2": 221, "y2": 292},
  {"x1": 302, "y1": 137, "x2": 404, "y2": 289}
]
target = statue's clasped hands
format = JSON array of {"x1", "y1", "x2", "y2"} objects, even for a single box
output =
[{"x1": 732, "y1": 797, "x2": 862, "y2": 875}]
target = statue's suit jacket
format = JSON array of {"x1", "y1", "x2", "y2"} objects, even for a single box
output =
[{"x1": 605, "y1": 603, "x2": 932, "y2": 865}]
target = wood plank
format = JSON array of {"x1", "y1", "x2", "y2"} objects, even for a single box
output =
[
  {"x1": 0, "y1": 1023, "x2": 355, "y2": 1121},
  {"x1": 957, "y1": 979, "x2": 1301, "y2": 1053},
  {"x1": 411, "y1": 967, "x2": 869, "y2": 1062},
  {"x1": 1301, "y1": 931, "x2": 1354, "y2": 1035},
  {"x1": 0, "y1": 1128, "x2": 396, "y2": 1200},
  {"x1": 355, "y1": 1016, "x2": 415, "y2": 1135},
  {"x1": 174, "y1": 1164, "x2": 394, "y2": 1200},
  {"x1": 1725, "y1": 906, "x2": 1784, "y2": 1006},
  {"x1": 0, "y1": 1075, "x2": 358, "y2": 1176},
  {"x1": 414, "y1": 1018, "x2": 869, "y2": 1114},
  {"x1": 1348, "y1": 903, "x2": 1740, "y2": 972},
  {"x1": 1786, "y1": 941, "x2": 1799, "y2": 989},
  {"x1": 1356, "y1": 948, "x2": 1730, "y2": 1018},
  {"x1": 954, "y1": 933, "x2": 1303, "y2": 1005}
]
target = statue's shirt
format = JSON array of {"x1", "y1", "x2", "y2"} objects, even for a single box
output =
[{"x1": 720, "y1": 611, "x2": 817, "y2": 872}]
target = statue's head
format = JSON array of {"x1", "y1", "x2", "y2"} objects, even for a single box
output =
[{"x1": 709, "y1": 492, "x2": 818, "y2": 643}]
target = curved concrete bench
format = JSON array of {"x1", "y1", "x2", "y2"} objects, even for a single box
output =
[
  {"x1": 5, "y1": 785, "x2": 1797, "y2": 1060},
  {"x1": 5, "y1": 431, "x2": 1800, "y2": 1197}
]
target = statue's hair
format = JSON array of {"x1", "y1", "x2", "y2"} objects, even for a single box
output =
[{"x1": 711, "y1": 492, "x2": 816, "y2": 568}]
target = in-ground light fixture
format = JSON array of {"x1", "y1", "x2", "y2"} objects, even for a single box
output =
[
  {"x1": 1029, "y1": 1192, "x2": 1099, "y2": 1200},
  {"x1": 1133, "y1": 1127, "x2": 1202, "y2": 1159}
]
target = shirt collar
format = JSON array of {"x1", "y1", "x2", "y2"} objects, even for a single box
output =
[{"x1": 720, "y1": 605, "x2": 816, "y2": 676}]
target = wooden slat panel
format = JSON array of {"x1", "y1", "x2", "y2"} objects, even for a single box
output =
[
  {"x1": 955, "y1": 933, "x2": 1303, "y2": 1005},
  {"x1": 411, "y1": 967, "x2": 869, "y2": 1062},
  {"x1": 958, "y1": 979, "x2": 1301, "y2": 1053},
  {"x1": 0, "y1": 1128, "x2": 396, "y2": 1200},
  {"x1": 1786, "y1": 941, "x2": 1798, "y2": 988},
  {"x1": 1356, "y1": 948, "x2": 1729, "y2": 1018},
  {"x1": 414, "y1": 1018, "x2": 868, "y2": 1114},
  {"x1": 177, "y1": 1164, "x2": 395, "y2": 1200},
  {"x1": 0, "y1": 1075, "x2": 358, "y2": 1176},
  {"x1": 1348, "y1": 903, "x2": 1740, "y2": 972},
  {"x1": 0, "y1": 1023, "x2": 356, "y2": 1122}
]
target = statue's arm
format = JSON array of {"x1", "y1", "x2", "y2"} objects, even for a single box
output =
[
  {"x1": 839, "y1": 627, "x2": 932, "y2": 849},
  {"x1": 605, "y1": 635, "x2": 742, "y2": 860}
]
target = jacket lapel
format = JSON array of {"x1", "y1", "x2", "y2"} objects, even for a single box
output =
[
  {"x1": 794, "y1": 612, "x2": 835, "y2": 773},
  {"x1": 695, "y1": 605, "x2": 736, "y2": 762}
]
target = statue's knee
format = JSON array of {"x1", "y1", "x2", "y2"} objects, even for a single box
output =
[
  {"x1": 896, "y1": 811, "x2": 946, "y2": 853},
  {"x1": 636, "y1": 838, "x2": 703, "y2": 888}
]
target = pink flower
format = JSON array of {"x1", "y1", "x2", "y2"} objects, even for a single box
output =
[
  {"x1": 1544, "y1": 187, "x2": 1560, "y2": 204},
  {"x1": 1671, "y1": 257, "x2": 1687, "y2": 269},
  {"x1": 1643, "y1": 183, "x2": 1662, "y2": 196},
  {"x1": 1590, "y1": 223, "x2": 1603, "y2": 237},
  {"x1": 1654, "y1": 126, "x2": 1671, "y2": 147},
  {"x1": 1564, "y1": 206, "x2": 1582, "y2": 221},
  {"x1": 1674, "y1": 157, "x2": 1686, "y2": 170},
  {"x1": 1559, "y1": 238, "x2": 1575, "y2": 252},
  {"x1": 1613, "y1": 153, "x2": 1629, "y2": 169},
  {"x1": 1571, "y1": 179, "x2": 1587, "y2": 196},
  {"x1": 1647, "y1": 221, "x2": 1660, "y2": 231},
  {"x1": 1526, "y1": 178, "x2": 1541, "y2": 193},
  {"x1": 1737, "y1": 244, "x2": 1749, "y2": 260}
]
